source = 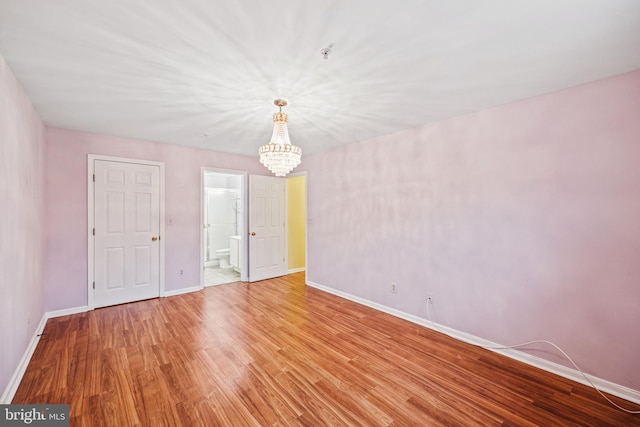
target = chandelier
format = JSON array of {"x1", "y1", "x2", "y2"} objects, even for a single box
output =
[{"x1": 259, "y1": 99, "x2": 302, "y2": 177}]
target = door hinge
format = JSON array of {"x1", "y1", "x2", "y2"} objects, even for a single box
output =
[
  {"x1": 92, "y1": 281, "x2": 95, "y2": 289},
  {"x1": 93, "y1": 174, "x2": 95, "y2": 182},
  {"x1": 93, "y1": 228, "x2": 95, "y2": 236}
]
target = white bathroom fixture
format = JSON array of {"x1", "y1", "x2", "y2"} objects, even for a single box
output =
[
  {"x1": 215, "y1": 248, "x2": 231, "y2": 268},
  {"x1": 230, "y1": 235, "x2": 241, "y2": 272}
]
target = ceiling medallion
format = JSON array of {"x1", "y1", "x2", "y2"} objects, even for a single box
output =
[{"x1": 258, "y1": 99, "x2": 302, "y2": 177}]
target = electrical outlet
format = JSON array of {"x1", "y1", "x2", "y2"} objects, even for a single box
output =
[
  {"x1": 179, "y1": 269, "x2": 184, "y2": 276},
  {"x1": 391, "y1": 283, "x2": 398, "y2": 294},
  {"x1": 427, "y1": 292, "x2": 433, "y2": 304}
]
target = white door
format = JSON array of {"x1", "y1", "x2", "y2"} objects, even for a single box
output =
[
  {"x1": 94, "y1": 160, "x2": 161, "y2": 307},
  {"x1": 249, "y1": 175, "x2": 287, "y2": 282}
]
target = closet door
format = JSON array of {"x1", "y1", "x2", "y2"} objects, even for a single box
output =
[{"x1": 93, "y1": 159, "x2": 161, "y2": 307}]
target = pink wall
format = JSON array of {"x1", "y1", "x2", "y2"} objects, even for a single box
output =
[
  {"x1": 303, "y1": 70, "x2": 640, "y2": 391},
  {"x1": 0, "y1": 55, "x2": 46, "y2": 397},
  {"x1": 45, "y1": 128, "x2": 269, "y2": 311}
]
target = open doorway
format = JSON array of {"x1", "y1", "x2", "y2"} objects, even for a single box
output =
[
  {"x1": 287, "y1": 173, "x2": 306, "y2": 274},
  {"x1": 202, "y1": 169, "x2": 246, "y2": 286}
]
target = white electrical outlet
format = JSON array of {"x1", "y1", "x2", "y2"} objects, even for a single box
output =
[
  {"x1": 391, "y1": 283, "x2": 398, "y2": 293},
  {"x1": 427, "y1": 292, "x2": 433, "y2": 304},
  {"x1": 179, "y1": 269, "x2": 184, "y2": 276}
]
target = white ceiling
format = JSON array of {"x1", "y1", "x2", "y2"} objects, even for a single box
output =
[{"x1": 1, "y1": 1, "x2": 639, "y2": 156}]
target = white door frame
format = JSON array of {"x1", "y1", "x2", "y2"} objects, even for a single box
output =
[
  {"x1": 200, "y1": 167, "x2": 248, "y2": 286},
  {"x1": 87, "y1": 154, "x2": 166, "y2": 310}
]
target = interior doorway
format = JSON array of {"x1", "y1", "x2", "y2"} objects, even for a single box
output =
[
  {"x1": 201, "y1": 169, "x2": 246, "y2": 286},
  {"x1": 287, "y1": 173, "x2": 306, "y2": 274}
]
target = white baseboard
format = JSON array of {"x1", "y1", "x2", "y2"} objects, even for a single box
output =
[
  {"x1": 288, "y1": 267, "x2": 306, "y2": 274},
  {"x1": 3, "y1": 288, "x2": 203, "y2": 403},
  {"x1": 6, "y1": 281, "x2": 638, "y2": 408},
  {"x1": 46, "y1": 306, "x2": 90, "y2": 318},
  {"x1": 1, "y1": 314, "x2": 47, "y2": 404},
  {"x1": 1, "y1": 305, "x2": 93, "y2": 403},
  {"x1": 306, "y1": 280, "x2": 640, "y2": 406},
  {"x1": 164, "y1": 285, "x2": 202, "y2": 297}
]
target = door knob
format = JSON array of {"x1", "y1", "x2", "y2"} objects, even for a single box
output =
[
  {"x1": 151, "y1": 236, "x2": 158, "y2": 241},
  {"x1": 251, "y1": 232, "x2": 256, "y2": 236}
]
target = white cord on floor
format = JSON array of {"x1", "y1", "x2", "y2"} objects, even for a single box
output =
[{"x1": 425, "y1": 302, "x2": 640, "y2": 414}]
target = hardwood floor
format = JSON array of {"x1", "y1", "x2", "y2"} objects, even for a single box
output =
[{"x1": 13, "y1": 272, "x2": 640, "y2": 426}]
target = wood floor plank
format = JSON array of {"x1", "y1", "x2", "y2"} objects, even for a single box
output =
[{"x1": 12, "y1": 272, "x2": 640, "y2": 426}]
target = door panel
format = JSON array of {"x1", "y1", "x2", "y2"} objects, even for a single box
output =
[
  {"x1": 269, "y1": 237, "x2": 282, "y2": 267},
  {"x1": 94, "y1": 160, "x2": 160, "y2": 307},
  {"x1": 249, "y1": 175, "x2": 286, "y2": 282},
  {"x1": 135, "y1": 192, "x2": 152, "y2": 231},
  {"x1": 106, "y1": 247, "x2": 125, "y2": 289},
  {"x1": 134, "y1": 246, "x2": 151, "y2": 285}
]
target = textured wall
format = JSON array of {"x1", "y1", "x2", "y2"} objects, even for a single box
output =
[
  {"x1": 0, "y1": 55, "x2": 46, "y2": 399},
  {"x1": 44, "y1": 128, "x2": 269, "y2": 311},
  {"x1": 287, "y1": 175, "x2": 306, "y2": 270},
  {"x1": 303, "y1": 69, "x2": 640, "y2": 391}
]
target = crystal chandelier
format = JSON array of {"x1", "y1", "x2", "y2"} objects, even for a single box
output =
[{"x1": 259, "y1": 99, "x2": 302, "y2": 177}]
